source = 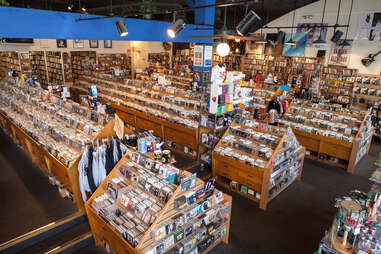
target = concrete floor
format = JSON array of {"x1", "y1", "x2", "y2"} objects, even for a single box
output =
[{"x1": 0, "y1": 127, "x2": 379, "y2": 254}]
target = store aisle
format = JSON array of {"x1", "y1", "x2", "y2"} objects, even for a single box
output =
[{"x1": 0, "y1": 130, "x2": 77, "y2": 243}]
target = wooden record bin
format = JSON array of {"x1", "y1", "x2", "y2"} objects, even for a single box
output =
[
  {"x1": 85, "y1": 152, "x2": 232, "y2": 254},
  {"x1": 280, "y1": 101, "x2": 374, "y2": 173},
  {"x1": 212, "y1": 121, "x2": 305, "y2": 211}
]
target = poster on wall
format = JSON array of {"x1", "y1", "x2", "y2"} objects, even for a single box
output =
[
  {"x1": 282, "y1": 33, "x2": 307, "y2": 57},
  {"x1": 56, "y1": 39, "x2": 67, "y2": 48},
  {"x1": 193, "y1": 45, "x2": 203, "y2": 67},
  {"x1": 328, "y1": 42, "x2": 352, "y2": 66},
  {"x1": 265, "y1": 33, "x2": 284, "y2": 56},
  {"x1": 203, "y1": 45, "x2": 213, "y2": 67},
  {"x1": 296, "y1": 23, "x2": 328, "y2": 47},
  {"x1": 355, "y1": 13, "x2": 381, "y2": 41},
  {"x1": 73, "y1": 39, "x2": 84, "y2": 49}
]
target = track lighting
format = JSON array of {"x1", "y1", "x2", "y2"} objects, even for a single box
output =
[
  {"x1": 285, "y1": 38, "x2": 296, "y2": 46},
  {"x1": 313, "y1": 0, "x2": 327, "y2": 44},
  {"x1": 236, "y1": 10, "x2": 261, "y2": 36},
  {"x1": 216, "y1": 41, "x2": 230, "y2": 57},
  {"x1": 67, "y1": 5, "x2": 73, "y2": 10},
  {"x1": 167, "y1": 19, "x2": 186, "y2": 38},
  {"x1": 81, "y1": 6, "x2": 86, "y2": 12},
  {"x1": 331, "y1": 30, "x2": 343, "y2": 44},
  {"x1": 116, "y1": 20, "x2": 128, "y2": 37}
]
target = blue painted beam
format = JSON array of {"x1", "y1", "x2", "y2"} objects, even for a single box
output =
[
  {"x1": 186, "y1": 0, "x2": 195, "y2": 7},
  {"x1": 0, "y1": 6, "x2": 213, "y2": 43},
  {"x1": 194, "y1": 0, "x2": 215, "y2": 26}
]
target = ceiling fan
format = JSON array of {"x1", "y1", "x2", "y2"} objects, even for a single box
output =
[
  {"x1": 188, "y1": 7, "x2": 262, "y2": 41},
  {"x1": 361, "y1": 50, "x2": 381, "y2": 67}
]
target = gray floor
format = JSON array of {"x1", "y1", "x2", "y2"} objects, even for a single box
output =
[{"x1": 0, "y1": 127, "x2": 379, "y2": 254}]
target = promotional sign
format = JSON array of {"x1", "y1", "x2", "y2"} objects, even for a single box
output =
[
  {"x1": 193, "y1": 45, "x2": 204, "y2": 67},
  {"x1": 203, "y1": 45, "x2": 213, "y2": 67}
]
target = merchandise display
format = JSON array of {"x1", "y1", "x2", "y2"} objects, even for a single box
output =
[
  {"x1": 317, "y1": 189, "x2": 381, "y2": 254},
  {"x1": 97, "y1": 53, "x2": 132, "y2": 77},
  {"x1": 279, "y1": 99, "x2": 373, "y2": 173},
  {"x1": 371, "y1": 102, "x2": 381, "y2": 138},
  {"x1": 46, "y1": 51, "x2": 64, "y2": 86},
  {"x1": 353, "y1": 74, "x2": 381, "y2": 109},
  {"x1": 86, "y1": 148, "x2": 232, "y2": 254},
  {"x1": 30, "y1": 51, "x2": 48, "y2": 87},
  {"x1": 172, "y1": 48, "x2": 193, "y2": 73},
  {"x1": 148, "y1": 52, "x2": 170, "y2": 70},
  {"x1": 212, "y1": 118, "x2": 305, "y2": 210},
  {"x1": 71, "y1": 51, "x2": 97, "y2": 81}
]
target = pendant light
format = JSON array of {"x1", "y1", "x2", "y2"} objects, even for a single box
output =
[
  {"x1": 217, "y1": 7, "x2": 230, "y2": 57},
  {"x1": 116, "y1": 20, "x2": 128, "y2": 37},
  {"x1": 285, "y1": 4, "x2": 296, "y2": 46},
  {"x1": 256, "y1": 0, "x2": 268, "y2": 44},
  {"x1": 341, "y1": 0, "x2": 353, "y2": 46},
  {"x1": 313, "y1": 0, "x2": 327, "y2": 44},
  {"x1": 331, "y1": 0, "x2": 344, "y2": 44}
]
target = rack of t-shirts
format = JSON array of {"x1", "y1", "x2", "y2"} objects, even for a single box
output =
[
  {"x1": 267, "y1": 94, "x2": 290, "y2": 123},
  {"x1": 78, "y1": 137, "x2": 128, "y2": 202}
]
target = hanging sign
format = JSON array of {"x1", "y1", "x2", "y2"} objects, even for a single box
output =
[
  {"x1": 203, "y1": 45, "x2": 213, "y2": 67},
  {"x1": 114, "y1": 114, "x2": 124, "y2": 140},
  {"x1": 193, "y1": 45, "x2": 204, "y2": 67}
]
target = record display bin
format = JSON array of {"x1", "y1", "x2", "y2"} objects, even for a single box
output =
[
  {"x1": 212, "y1": 120, "x2": 305, "y2": 210},
  {"x1": 85, "y1": 152, "x2": 232, "y2": 254},
  {"x1": 279, "y1": 100, "x2": 373, "y2": 173}
]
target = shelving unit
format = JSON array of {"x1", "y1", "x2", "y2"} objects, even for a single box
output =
[
  {"x1": 62, "y1": 52, "x2": 73, "y2": 84},
  {"x1": 30, "y1": 51, "x2": 48, "y2": 87},
  {"x1": 353, "y1": 74, "x2": 381, "y2": 109},
  {"x1": 86, "y1": 150, "x2": 232, "y2": 254},
  {"x1": 172, "y1": 49, "x2": 193, "y2": 72},
  {"x1": 97, "y1": 53, "x2": 132, "y2": 77},
  {"x1": 148, "y1": 52, "x2": 170, "y2": 70},
  {"x1": 279, "y1": 99, "x2": 373, "y2": 173},
  {"x1": 212, "y1": 119, "x2": 305, "y2": 210},
  {"x1": 19, "y1": 52, "x2": 32, "y2": 75},
  {"x1": 46, "y1": 51, "x2": 64, "y2": 86},
  {"x1": 320, "y1": 66, "x2": 358, "y2": 106},
  {"x1": 71, "y1": 51, "x2": 96, "y2": 82},
  {"x1": 212, "y1": 53, "x2": 243, "y2": 72}
]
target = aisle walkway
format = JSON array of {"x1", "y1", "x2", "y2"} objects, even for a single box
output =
[{"x1": 0, "y1": 130, "x2": 77, "y2": 243}]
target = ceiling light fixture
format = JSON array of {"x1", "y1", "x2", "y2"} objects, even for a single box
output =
[
  {"x1": 285, "y1": 3, "x2": 296, "y2": 46},
  {"x1": 235, "y1": 38, "x2": 241, "y2": 42},
  {"x1": 313, "y1": 0, "x2": 327, "y2": 44},
  {"x1": 116, "y1": 20, "x2": 128, "y2": 37},
  {"x1": 331, "y1": 0, "x2": 343, "y2": 44},
  {"x1": 236, "y1": 10, "x2": 261, "y2": 36},
  {"x1": 67, "y1": 4, "x2": 73, "y2": 10},
  {"x1": 216, "y1": 41, "x2": 230, "y2": 57},
  {"x1": 167, "y1": 18, "x2": 186, "y2": 39},
  {"x1": 341, "y1": 0, "x2": 353, "y2": 47}
]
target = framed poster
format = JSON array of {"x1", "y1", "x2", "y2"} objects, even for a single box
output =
[
  {"x1": 73, "y1": 39, "x2": 84, "y2": 49},
  {"x1": 282, "y1": 33, "x2": 307, "y2": 57},
  {"x1": 89, "y1": 40, "x2": 98, "y2": 48},
  {"x1": 56, "y1": 39, "x2": 67, "y2": 48},
  {"x1": 104, "y1": 40, "x2": 112, "y2": 48},
  {"x1": 193, "y1": 45, "x2": 203, "y2": 67},
  {"x1": 328, "y1": 42, "x2": 352, "y2": 66}
]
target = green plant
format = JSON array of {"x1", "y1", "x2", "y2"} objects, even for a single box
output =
[{"x1": 0, "y1": 0, "x2": 10, "y2": 6}]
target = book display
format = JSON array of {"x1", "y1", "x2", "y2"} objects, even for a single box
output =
[
  {"x1": 30, "y1": 51, "x2": 48, "y2": 87},
  {"x1": 46, "y1": 51, "x2": 64, "y2": 86},
  {"x1": 279, "y1": 99, "x2": 373, "y2": 173},
  {"x1": 320, "y1": 66, "x2": 358, "y2": 106},
  {"x1": 212, "y1": 118, "x2": 305, "y2": 210},
  {"x1": 353, "y1": 74, "x2": 381, "y2": 109},
  {"x1": 86, "y1": 148, "x2": 232, "y2": 254},
  {"x1": 97, "y1": 53, "x2": 132, "y2": 77},
  {"x1": 73, "y1": 74, "x2": 202, "y2": 158}
]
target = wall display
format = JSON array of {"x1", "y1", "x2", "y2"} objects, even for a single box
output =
[
  {"x1": 89, "y1": 40, "x2": 99, "y2": 48},
  {"x1": 356, "y1": 12, "x2": 381, "y2": 41},
  {"x1": 282, "y1": 33, "x2": 307, "y2": 57},
  {"x1": 193, "y1": 45, "x2": 204, "y2": 67},
  {"x1": 328, "y1": 42, "x2": 353, "y2": 67},
  {"x1": 56, "y1": 39, "x2": 67, "y2": 48},
  {"x1": 296, "y1": 23, "x2": 328, "y2": 47},
  {"x1": 73, "y1": 39, "x2": 84, "y2": 49},
  {"x1": 104, "y1": 40, "x2": 112, "y2": 48},
  {"x1": 85, "y1": 150, "x2": 232, "y2": 254},
  {"x1": 212, "y1": 118, "x2": 305, "y2": 210},
  {"x1": 353, "y1": 74, "x2": 381, "y2": 109}
]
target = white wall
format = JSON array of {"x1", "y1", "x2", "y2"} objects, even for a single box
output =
[{"x1": 266, "y1": 0, "x2": 381, "y2": 75}]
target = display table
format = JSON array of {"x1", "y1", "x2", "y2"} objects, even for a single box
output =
[
  {"x1": 279, "y1": 100, "x2": 374, "y2": 173},
  {"x1": 212, "y1": 119, "x2": 305, "y2": 210},
  {"x1": 86, "y1": 150, "x2": 232, "y2": 254}
]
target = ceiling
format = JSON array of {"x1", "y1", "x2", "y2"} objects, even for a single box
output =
[{"x1": 6, "y1": 0, "x2": 319, "y2": 30}]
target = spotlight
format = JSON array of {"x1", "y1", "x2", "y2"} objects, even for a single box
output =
[
  {"x1": 167, "y1": 19, "x2": 186, "y2": 38},
  {"x1": 116, "y1": 20, "x2": 128, "y2": 37},
  {"x1": 235, "y1": 38, "x2": 241, "y2": 42},
  {"x1": 216, "y1": 42, "x2": 230, "y2": 57},
  {"x1": 285, "y1": 38, "x2": 296, "y2": 46},
  {"x1": 236, "y1": 10, "x2": 261, "y2": 36},
  {"x1": 67, "y1": 5, "x2": 73, "y2": 10},
  {"x1": 331, "y1": 30, "x2": 343, "y2": 44},
  {"x1": 313, "y1": 34, "x2": 326, "y2": 44},
  {"x1": 81, "y1": 7, "x2": 86, "y2": 12}
]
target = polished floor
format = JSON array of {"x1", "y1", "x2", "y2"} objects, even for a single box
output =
[{"x1": 0, "y1": 128, "x2": 379, "y2": 254}]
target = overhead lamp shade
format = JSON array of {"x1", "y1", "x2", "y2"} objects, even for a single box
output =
[
  {"x1": 236, "y1": 10, "x2": 261, "y2": 36},
  {"x1": 285, "y1": 38, "x2": 296, "y2": 46},
  {"x1": 167, "y1": 19, "x2": 186, "y2": 38},
  {"x1": 331, "y1": 30, "x2": 344, "y2": 43},
  {"x1": 116, "y1": 20, "x2": 128, "y2": 37},
  {"x1": 313, "y1": 35, "x2": 326, "y2": 44},
  {"x1": 216, "y1": 42, "x2": 230, "y2": 57}
]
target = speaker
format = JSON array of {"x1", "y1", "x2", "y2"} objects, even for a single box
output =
[
  {"x1": 236, "y1": 10, "x2": 261, "y2": 36},
  {"x1": 331, "y1": 30, "x2": 343, "y2": 43}
]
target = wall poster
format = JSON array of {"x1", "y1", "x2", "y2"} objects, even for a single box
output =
[
  {"x1": 193, "y1": 45, "x2": 204, "y2": 67},
  {"x1": 356, "y1": 13, "x2": 381, "y2": 41},
  {"x1": 328, "y1": 42, "x2": 353, "y2": 66},
  {"x1": 282, "y1": 33, "x2": 308, "y2": 57},
  {"x1": 296, "y1": 23, "x2": 328, "y2": 47}
]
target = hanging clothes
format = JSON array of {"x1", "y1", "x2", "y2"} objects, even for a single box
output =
[{"x1": 78, "y1": 147, "x2": 91, "y2": 202}]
